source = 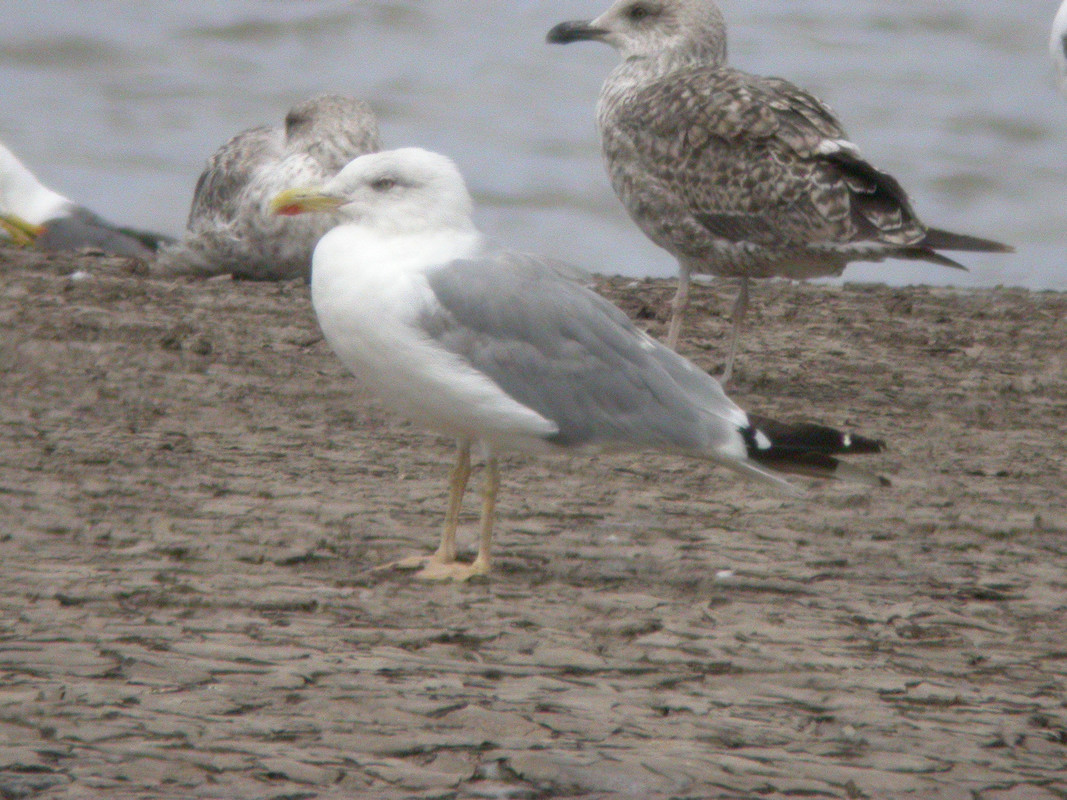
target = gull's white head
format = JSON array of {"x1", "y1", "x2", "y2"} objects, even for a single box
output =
[
  {"x1": 1052, "y1": 0, "x2": 1067, "y2": 96},
  {"x1": 271, "y1": 147, "x2": 476, "y2": 236},
  {"x1": 548, "y1": 0, "x2": 728, "y2": 66},
  {"x1": 0, "y1": 140, "x2": 71, "y2": 223}
]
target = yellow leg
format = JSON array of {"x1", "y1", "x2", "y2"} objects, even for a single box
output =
[
  {"x1": 373, "y1": 440, "x2": 471, "y2": 572},
  {"x1": 0, "y1": 213, "x2": 45, "y2": 248},
  {"x1": 417, "y1": 454, "x2": 499, "y2": 582}
]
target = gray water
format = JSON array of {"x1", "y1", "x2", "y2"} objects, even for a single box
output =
[{"x1": 1, "y1": 0, "x2": 1063, "y2": 289}]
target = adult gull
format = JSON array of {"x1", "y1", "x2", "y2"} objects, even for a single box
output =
[
  {"x1": 270, "y1": 147, "x2": 886, "y2": 582},
  {"x1": 156, "y1": 95, "x2": 381, "y2": 280},
  {"x1": 548, "y1": 0, "x2": 1012, "y2": 381},
  {"x1": 0, "y1": 139, "x2": 171, "y2": 258}
]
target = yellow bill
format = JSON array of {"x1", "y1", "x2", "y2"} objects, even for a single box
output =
[{"x1": 269, "y1": 187, "x2": 347, "y2": 217}]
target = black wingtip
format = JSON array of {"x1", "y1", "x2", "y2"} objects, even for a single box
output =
[
  {"x1": 741, "y1": 416, "x2": 888, "y2": 486},
  {"x1": 745, "y1": 415, "x2": 885, "y2": 456}
]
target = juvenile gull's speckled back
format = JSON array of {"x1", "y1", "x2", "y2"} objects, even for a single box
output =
[
  {"x1": 156, "y1": 95, "x2": 382, "y2": 281},
  {"x1": 549, "y1": 0, "x2": 1011, "y2": 378}
]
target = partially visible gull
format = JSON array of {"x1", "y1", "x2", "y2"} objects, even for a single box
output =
[
  {"x1": 270, "y1": 147, "x2": 886, "y2": 582},
  {"x1": 1053, "y1": 0, "x2": 1067, "y2": 96},
  {"x1": 548, "y1": 0, "x2": 1012, "y2": 381},
  {"x1": 0, "y1": 139, "x2": 171, "y2": 258},
  {"x1": 156, "y1": 95, "x2": 381, "y2": 280}
]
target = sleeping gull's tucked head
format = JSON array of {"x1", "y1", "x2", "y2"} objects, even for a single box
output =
[
  {"x1": 283, "y1": 95, "x2": 383, "y2": 174},
  {"x1": 547, "y1": 0, "x2": 727, "y2": 65},
  {"x1": 271, "y1": 147, "x2": 475, "y2": 235}
]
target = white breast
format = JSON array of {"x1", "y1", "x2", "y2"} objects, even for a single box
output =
[{"x1": 310, "y1": 225, "x2": 558, "y2": 450}]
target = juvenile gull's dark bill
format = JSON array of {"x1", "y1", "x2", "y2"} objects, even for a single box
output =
[
  {"x1": 155, "y1": 95, "x2": 381, "y2": 280},
  {"x1": 548, "y1": 0, "x2": 1012, "y2": 382},
  {"x1": 270, "y1": 147, "x2": 887, "y2": 583},
  {"x1": 0, "y1": 140, "x2": 172, "y2": 259}
]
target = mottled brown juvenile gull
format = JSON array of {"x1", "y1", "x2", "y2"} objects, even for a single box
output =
[
  {"x1": 1053, "y1": 0, "x2": 1067, "y2": 96},
  {"x1": 0, "y1": 139, "x2": 171, "y2": 258},
  {"x1": 548, "y1": 0, "x2": 1012, "y2": 381},
  {"x1": 270, "y1": 147, "x2": 886, "y2": 582},
  {"x1": 156, "y1": 95, "x2": 381, "y2": 280}
]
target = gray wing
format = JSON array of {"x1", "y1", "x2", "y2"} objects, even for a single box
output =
[
  {"x1": 37, "y1": 206, "x2": 164, "y2": 258},
  {"x1": 601, "y1": 66, "x2": 928, "y2": 255},
  {"x1": 421, "y1": 250, "x2": 746, "y2": 454},
  {"x1": 187, "y1": 125, "x2": 281, "y2": 227}
]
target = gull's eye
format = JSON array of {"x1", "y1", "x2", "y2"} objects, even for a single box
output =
[
  {"x1": 627, "y1": 3, "x2": 652, "y2": 22},
  {"x1": 371, "y1": 177, "x2": 397, "y2": 192}
]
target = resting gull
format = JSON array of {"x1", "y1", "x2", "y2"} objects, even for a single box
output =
[
  {"x1": 1053, "y1": 0, "x2": 1067, "y2": 96},
  {"x1": 0, "y1": 139, "x2": 171, "y2": 258},
  {"x1": 156, "y1": 95, "x2": 381, "y2": 280},
  {"x1": 270, "y1": 147, "x2": 886, "y2": 582},
  {"x1": 548, "y1": 0, "x2": 1012, "y2": 381}
]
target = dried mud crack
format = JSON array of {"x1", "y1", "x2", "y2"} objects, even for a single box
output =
[{"x1": 1, "y1": 245, "x2": 1065, "y2": 799}]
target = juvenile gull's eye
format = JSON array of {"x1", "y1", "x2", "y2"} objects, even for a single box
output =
[{"x1": 627, "y1": 3, "x2": 652, "y2": 22}]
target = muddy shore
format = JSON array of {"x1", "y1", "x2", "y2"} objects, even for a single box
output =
[{"x1": 1, "y1": 245, "x2": 1065, "y2": 799}]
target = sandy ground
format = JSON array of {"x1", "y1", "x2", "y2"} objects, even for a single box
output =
[{"x1": 1, "y1": 244, "x2": 1065, "y2": 799}]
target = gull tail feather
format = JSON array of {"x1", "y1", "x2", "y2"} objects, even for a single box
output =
[{"x1": 921, "y1": 227, "x2": 1014, "y2": 255}]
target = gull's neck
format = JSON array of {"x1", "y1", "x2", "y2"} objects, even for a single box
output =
[
  {"x1": 600, "y1": 43, "x2": 728, "y2": 111},
  {"x1": 312, "y1": 220, "x2": 484, "y2": 291}
]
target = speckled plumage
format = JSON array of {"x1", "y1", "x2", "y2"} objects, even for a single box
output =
[
  {"x1": 156, "y1": 95, "x2": 382, "y2": 280},
  {"x1": 549, "y1": 0, "x2": 1011, "y2": 374},
  {"x1": 598, "y1": 56, "x2": 977, "y2": 280}
]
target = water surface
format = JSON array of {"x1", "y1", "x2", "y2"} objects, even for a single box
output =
[{"x1": 1, "y1": 0, "x2": 1063, "y2": 289}]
